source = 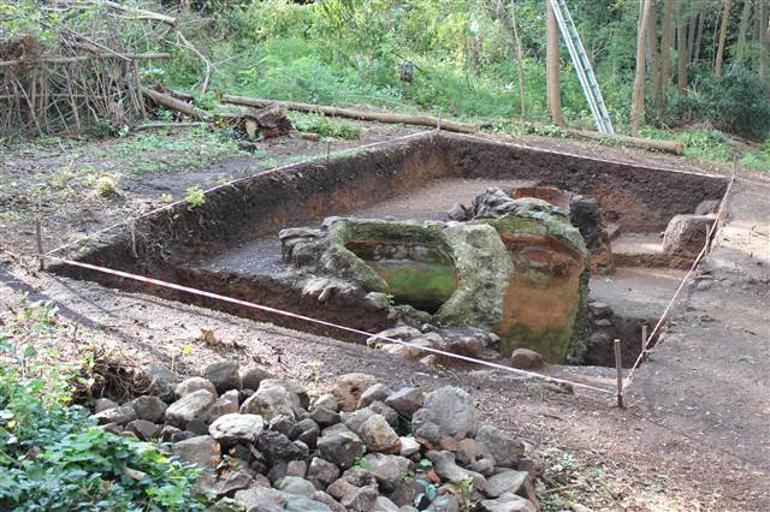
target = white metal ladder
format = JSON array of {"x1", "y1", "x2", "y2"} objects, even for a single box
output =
[{"x1": 547, "y1": 0, "x2": 614, "y2": 134}]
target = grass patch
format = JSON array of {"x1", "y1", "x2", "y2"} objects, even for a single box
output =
[{"x1": 288, "y1": 112, "x2": 361, "y2": 140}]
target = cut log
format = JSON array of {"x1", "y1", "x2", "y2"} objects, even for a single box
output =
[
  {"x1": 140, "y1": 86, "x2": 209, "y2": 121},
  {"x1": 134, "y1": 121, "x2": 207, "y2": 131},
  {"x1": 220, "y1": 95, "x2": 481, "y2": 134},
  {"x1": 568, "y1": 129, "x2": 684, "y2": 155}
]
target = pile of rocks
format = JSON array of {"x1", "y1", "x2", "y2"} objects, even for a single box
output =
[{"x1": 92, "y1": 360, "x2": 541, "y2": 512}]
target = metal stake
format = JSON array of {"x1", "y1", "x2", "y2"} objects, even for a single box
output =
[
  {"x1": 614, "y1": 338, "x2": 624, "y2": 408},
  {"x1": 35, "y1": 217, "x2": 45, "y2": 271}
]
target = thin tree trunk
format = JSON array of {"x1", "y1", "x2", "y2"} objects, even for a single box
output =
[
  {"x1": 487, "y1": 0, "x2": 527, "y2": 117},
  {"x1": 694, "y1": 10, "x2": 705, "y2": 66},
  {"x1": 677, "y1": 11, "x2": 689, "y2": 94},
  {"x1": 632, "y1": 0, "x2": 654, "y2": 135},
  {"x1": 758, "y1": 0, "x2": 770, "y2": 83},
  {"x1": 737, "y1": 0, "x2": 753, "y2": 64},
  {"x1": 660, "y1": 0, "x2": 675, "y2": 110},
  {"x1": 687, "y1": 12, "x2": 698, "y2": 64},
  {"x1": 715, "y1": 0, "x2": 733, "y2": 77},
  {"x1": 648, "y1": 0, "x2": 663, "y2": 109},
  {"x1": 546, "y1": 1, "x2": 565, "y2": 125}
]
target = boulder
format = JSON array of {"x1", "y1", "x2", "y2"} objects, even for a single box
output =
[
  {"x1": 131, "y1": 395, "x2": 167, "y2": 423},
  {"x1": 399, "y1": 436, "x2": 421, "y2": 457},
  {"x1": 367, "y1": 401, "x2": 400, "y2": 429},
  {"x1": 474, "y1": 426, "x2": 524, "y2": 468},
  {"x1": 204, "y1": 360, "x2": 241, "y2": 393},
  {"x1": 93, "y1": 404, "x2": 136, "y2": 426},
  {"x1": 374, "y1": 496, "x2": 401, "y2": 512},
  {"x1": 313, "y1": 393, "x2": 339, "y2": 412},
  {"x1": 307, "y1": 457, "x2": 341, "y2": 489},
  {"x1": 165, "y1": 389, "x2": 216, "y2": 428},
  {"x1": 477, "y1": 492, "x2": 537, "y2": 512},
  {"x1": 240, "y1": 380, "x2": 296, "y2": 420},
  {"x1": 283, "y1": 493, "x2": 334, "y2": 512},
  {"x1": 239, "y1": 364, "x2": 273, "y2": 390},
  {"x1": 275, "y1": 476, "x2": 317, "y2": 497},
  {"x1": 510, "y1": 348, "x2": 544, "y2": 370},
  {"x1": 423, "y1": 386, "x2": 478, "y2": 440},
  {"x1": 286, "y1": 460, "x2": 307, "y2": 478},
  {"x1": 317, "y1": 426, "x2": 365, "y2": 469},
  {"x1": 426, "y1": 451, "x2": 487, "y2": 492},
  {"x1": 310, "y1": 405, "x2": 341, "y2": 428},
  {"x1": 211, "y1": 389, "x2": 240, "y2": 418},
  {"x1": 485, "y1": 470, "x2": 533, "y2": 499},
  {"x1": 341, "y1": 408, "x2": 375, "y2": 434},
  {"x1": 234, "y1": 487, "x2": 285, "y2": 512},
  {"x1": 175, "y1": 377, "x2": 217, "y2": 398},
  {"x1": 143, "y1": 363, "x2": 181, "y2": 400},
  {"x1": 384, "y1": 387, "x2": 424, "y2": 419},
  {"x1": 172, "y1": 435, "x2": 219, "y2": 469},
  {"x1": 358, "y1": 383, "x2": 393, "y2": 408},
  {"x1": 332, "y1": 373, "x2": 378, "y2": 412},
  {"x1": 209, "y1": 413, "x2": 264, "y2": 445},
  {"x1": 125, "y1": 419, "x2": 161, "y2": 440},
  {"x1": 312, "y1": 491, "x2": 346, "y2": 512},
  {"x1": 94, "y1": 397, "x2": 118, "y2": 413},
  {"x1": 363, "y1": 453, "x2": 412, "y2": 492},
  {"x1": 257, "y1": 430, "x2": 305, "y2": 464},
  {"x1": 359, "y1": 414, "x2": 400, "y2": 452},
  {"x1": 663, "y1": 214, "x2": 714, "y2": 268},
  {"x1": 290, "y1": 418, "x2": 321, "y2": 448}
]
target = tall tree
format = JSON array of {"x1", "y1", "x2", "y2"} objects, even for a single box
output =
[
  {"x1": 486, "y1": 0, "x2": 527, "y2": 117},
  {"x1": 761, "y1": 0, "x2": 768, "y2": 81},
  {"x1": 660, "y1": 0, "x2": 675, "y2": 110},
  {"x1": 715, "y1": 0, "x2": 733, "y2": 77},
  {"x1": 677, "y1": 8, "x2": 689, "y2": 94},
  {"x1": 631, "y1": 0, "x2": 654, "y2": 135},
  {"x1": 648, "y1": 0, "x2": 663, "y2": 109},
  {"x1": 736, "y1": 0, "x2": 753, "y2": 64},
  {"x1": 546, "y1": 0, "x2": 565, "y2": 125}
]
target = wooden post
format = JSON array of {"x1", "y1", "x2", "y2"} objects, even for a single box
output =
[
  {"x1": 325, "y1": 140, "x2": 331, "y2": 161},
  {"x1": 641, "y1": 324, "x2": 648, "y2": 361},
  {"x1": 35, "y1": 217, "x2": 45, "y2": 271},
  {"x1": 614, "y1": 338, "x2": 624, "y2": 408}
]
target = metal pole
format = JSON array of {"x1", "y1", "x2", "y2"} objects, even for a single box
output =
[
  {"x1": 35, "y1": 217, "x2": 45, "y2": 271},
  {"x1": 614, "y1": 338, "x2": 624, "y2": 408}
]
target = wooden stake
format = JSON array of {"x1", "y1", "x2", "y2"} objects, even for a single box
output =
[
  {"x1": 641, "y1": 324, "x2": 648, "y2": 361},
  {"x1": 326, "y1": 140, "x2": 331, "y2": 161},
  {"x1": 35, "y1": 217, "x2": 45, "y2": 271},
  {"x1": 614, "y1": 338, "x2": 624, "y2": 408}
]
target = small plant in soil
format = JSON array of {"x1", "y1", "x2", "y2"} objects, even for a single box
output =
[{"x1": 185, "y1": 186, "x2": 206, "y2": 208}]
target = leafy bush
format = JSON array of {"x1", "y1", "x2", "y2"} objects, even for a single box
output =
[
  {"x1": 0, "y1": 299, "x2": 204, "y2": 512},
  {"x1": 676, "y1": 69, "x2": 770, "y2": 140},
  {"x1": 288, "y1": 112, "x2": 361, "y2": 139}
]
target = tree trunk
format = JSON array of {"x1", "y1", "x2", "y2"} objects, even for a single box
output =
[
  {"x1": 687, "y1": 12, "x2": 698, "y2": 64},
  {"x1": 648, "y1": 0, "x2": 663, "y2": 109},
  {"x1": 546, "y1": 1, "x2": 566, "y2": 125},
  {"x1": 677, "y1": 11, "x2": 689, "y2": 94},
  {"x1": 631, "y1": 0, "x2": 654, "y2": 135},
  {"x1": 715, "y1": 0, "x2": 733, "y2": 77},
  {"x1": 736, "y1": 0, "x2": 753, "y2": 64},
  {"x1": 694, "y1": 10, "x2": 705, "y2": 66},
  {"x1": 660, "y1": 0, "x2": 675, "y2": 110},
  {"x1": 486, "y1": 0, "x2": 527, "y2": 117},
  {"x1": 757, "y1": 0, "x2": 770, "y2": 83}
]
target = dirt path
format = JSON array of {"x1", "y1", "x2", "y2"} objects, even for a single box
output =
[{"x1": 2, "y1": 126, "x2": 769, "y2": 510}]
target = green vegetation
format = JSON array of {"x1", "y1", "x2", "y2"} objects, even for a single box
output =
[
  {"x1": 0, "y1": 298, "x2": 204, "y2": 512},
  {"x1": 185, "y1": 186, "x2": 206, "y2": 208},
  {"x1": 288, "y1": 112, "x2": 361, "y2": 139}
]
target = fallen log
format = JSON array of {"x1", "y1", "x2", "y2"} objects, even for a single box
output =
[
  {"x1": 220, "y1": 95, "x2": 481, "y2": 134},
  {"x1": 568, "y1": 129, "x2": 684, "y2": 155},
  {"x1": 133, "y1": 121, "x2": 207, "y2": 131},
  {"x1": 0, "y1": 52, "x2": 170, "y2": 67},
  {"x1": 140, "y1": 87, "x2": 209, "y2": 121}
]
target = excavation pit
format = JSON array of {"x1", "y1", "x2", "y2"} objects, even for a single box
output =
[{"x1": 52, "y1": 132, "x2": 730, "y2": 369}]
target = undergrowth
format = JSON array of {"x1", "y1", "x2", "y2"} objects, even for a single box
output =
[
  {"x1": 288, "y1": 112, "x2": 361, "y2": 139},
  {"x1": 0, "y1": 297, "x2": 205, "y2": 512}
]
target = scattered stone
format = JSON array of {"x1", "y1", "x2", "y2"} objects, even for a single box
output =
[
  {"x1": 374, "y1": 496, "x2": 401, "y2": 511},
  {"x1": 317, "y1": 426, "x2": 365, "y2": 469},
  {"x1": 510, "y1": 348, "x2": 544, "y2": 370},
  {"x1": 313, "y1": 393, "x2": 339, "y2": 412},
  {"x1": 367, "y1": 400, "x2": 400, "y2": 429},
  {"x1": 478, "y1": 492, "x2": 537, "y2": 512},
  {"x1": 485, "y1": 470, "x2": 531, "y2": 498},
  {"x1": 102, "y1": 422, "x2": 123, "y2": 435},
  {"x1": 257, "y1": 431, "x2": 305, "y2": 464},
  {"x1": 143, "y1": 363, "x2": 181, "y2": 400},
  {"x1": 215, "y1": 470, "x2": 254, "y2": 498},
  {"x1": 239, "y1": 364, "x2": 273, "y2": 391},
  {"x1": 175, "y1": 377, "x2": 218, "y2": 398},
  {"x1": 341, "y1": 408, "x2": 375, "y2": 433},
  {"x1": 400, "y1": 436, "x2": 421, "y2": 457},
  {"x1": 663, "y1": 214, "x2": 715, "y2": 267},
  {"x1": 359, "y1": 414, "x2": 400, "y2": 452},
  {"x1": 358, "y1": 383, "x2": 393, "y2": 408},
  {"x1": 93, "y1": 404, "x2": 137, "y2": 426},
  {"x1": 284, "y1": 493, "x2": 334, "y2": 512},
  {"x1": 172, "y1": 435, "x2": 220, "y2": 469},
  {"x1": 474, "y1": 426, "x2": 524, "y2": 468},
  {"x1": 310, "y1": 405, "x2": 341, "y2": 427},
  {"x1": 340, "y1": 466, "x2": 377, "y2": 487},
  {"x1": 331, "y1": 373, "x2": 378, "y2": 412},
  {"x1": 423, "y1": 386, "x2": 478, "y2": 440},
  {"x1": 286, "y1": 460, "x2": 307, "y2": 478},
  {"x1": 209, "y1": 413, "x2": 264, "y2": 445},
  {"x1": 211, "y1": 389, "x2": 240, "y2": 418},
  {"x1": 290, "y1": 418, "x2": 321, "y2": 448},
  {"x1": 132, "y1": 395, "x2": 168, "y2": 423},
  {"x1": 240, "y1": 380, "x2": 296, "y2": 420},
  {"x1": 340, "y1": 484, "x2": 379, "y2": 512},
  {"x1": 125, "y1": 419, "x2": 161, "y2": 440},
  {"x1": 307, "y1": 457, "x2": 341, "y2": 489},
  {"x1": 205, "y1": 360, "x2": 242, "y2": 394},
  {"x1": 94, "y1": 397, "x2": 118, "y2": 413},
  {"x1": 384, "y1": 387, "x2": 424, "y2": 419},
  {"x1": 426, "y1": 451, "x2": 487, "y2": 492},
  {"x1": 210, "y1": 497, "x2": 246, "y2": 512},
  {"x1": 312, "y1": 491, "x2": 346, "y2": 512},
  {"x1": 234, "y1": 486, "x2": 285, "y2": 512},
  {"x1": 364, "y1": 453, "x2": 412, "y2": 492},
  {"x1": 275, "y1": 476, "x2": 317, "y2": 497},
  {"x1": 165, "y1": 389, "x2": 216, "y2": 428}
]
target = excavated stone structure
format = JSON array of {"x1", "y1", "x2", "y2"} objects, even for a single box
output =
[{"x1": 280, "y1": 188, "x2": 591, "y2": 363}]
